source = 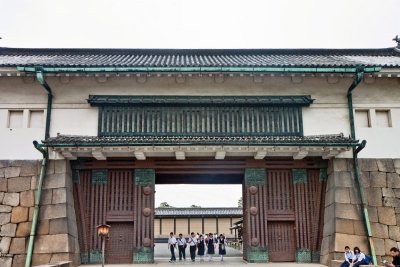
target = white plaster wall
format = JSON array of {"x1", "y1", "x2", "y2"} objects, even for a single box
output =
[{"x1": 0, "y1": 75, "x2": 399, "y2": 159}]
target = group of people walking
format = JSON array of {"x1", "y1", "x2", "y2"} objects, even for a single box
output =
[
  {"x1": 340, "y1": 246, "x2": 400, "y2": 267},
  {"x1": 167, "y1": 232, "x2": 227, "y2": 263}
]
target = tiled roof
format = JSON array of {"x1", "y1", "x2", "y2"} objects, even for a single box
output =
[
  {"x1": 155, "y1": 208, "x2": 242, "y2": 217},
  {"x1": 43, "y1": 133, "x2": 357, "y2": 147},
  {"x1": 0, "y1": 47, "x2": 399, "y2": 69}
]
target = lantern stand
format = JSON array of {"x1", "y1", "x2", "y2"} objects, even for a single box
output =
[{"x1": 96, "y1": 224, "x2": 110, "y2": 267}]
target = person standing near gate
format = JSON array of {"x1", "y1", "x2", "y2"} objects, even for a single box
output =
[
  {"x1": 177, "y1": 233, "x2": 187, "y2": 261},
  {"x1": 197, "y1": 234, "x2": 206, "y2": 261},
  {"x1": 168, "y1": 232, "x2": 177, "y2": 263},
  {"x1": 207, "y1": 233, "x2": 216, "y2": 261},
  {"x1": 188, "y1": 232, "x2": 197, "y2": 262},
  {"x1": 218, "y1": 234, "x2": 227, "y2": 261}
]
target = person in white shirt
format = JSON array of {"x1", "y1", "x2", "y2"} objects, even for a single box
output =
[
  {"x1": 187, "y1": 232, "x2": 197, "y2": 262},
  {"x1": 351, "y1": 247, "x2": 368, "y2": 267},
  {"x1": 340, "y1": 246, "x2": 354, "y2": 267},
  {"x1": 177, "y1": 233, "x2": 187, "y2": 261},
  {"x1": 168, "y1": 232, "x2": 177, "y2": 263}
]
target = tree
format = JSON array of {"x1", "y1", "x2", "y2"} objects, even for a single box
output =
[
  {"x1": 190, "y1": 204, "x2": 201, "y2": 208},
  {"x1": 238, "y1": 197, "x2": 243, "y2": 208},
  {"x1": 159, "y1": 202, "x2": 173, "y2": 208}
]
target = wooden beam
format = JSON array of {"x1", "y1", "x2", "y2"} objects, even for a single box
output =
[
  {"x1": 254, "y1": 151, "x2": 267, "y2": 160},
  {"x1": 60, "y1": 151, "x2": 77, "y2": 160}
]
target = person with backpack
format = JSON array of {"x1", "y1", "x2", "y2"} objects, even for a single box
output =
[
  {"x1": 167, "y1": 232, "x2": 177, "y2": 263},
  {"x1": 340, "y1": 246, "x2": 354, "y2": 267},
  {"x1": 351, "y1": 247, "x2": 370, "y2": 267}
]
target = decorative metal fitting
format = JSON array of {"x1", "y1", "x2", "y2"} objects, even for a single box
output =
[
  {"x1": 143, "y1": 208, "x2": 152, "y2": 217},
  {"x1": 250, "y1": 207, "x2": 258, "y2": 215},
  {"x1": 251, "y1": 237, "x2": 259, "y2": 247},
  {"x1": 249, "y1": 186, "x2": 258, "y2": 195},
  {"x1": 143, "y1": 186, "x2": 152, "y2": 195},
  {"x1": 143, "y1": 237, "x2": 151, "y2": 247}
]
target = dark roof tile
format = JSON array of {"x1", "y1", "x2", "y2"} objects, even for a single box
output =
[{"x1": 0, "y1": 47, "x2": 399, "y2": 68}]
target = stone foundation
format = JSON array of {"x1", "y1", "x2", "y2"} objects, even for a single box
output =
[
  {"x1": 0, "y1": 160, "x2": 80, "y2": 267},
  {"x1": 321, "y1": 158, "x2": 400, "y2": 266}
]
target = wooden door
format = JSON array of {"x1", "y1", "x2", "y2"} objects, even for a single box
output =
[
  {"x1": 106, "y1": 223, "x2": 135, "y2": 263},
  {"x1": 268, "y1": 222, "x2": 296, "y2": 262}
]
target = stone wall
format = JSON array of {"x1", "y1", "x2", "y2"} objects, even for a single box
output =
[
  {"x1": 321, "y1": 158, "x2": 400, "y2": 266},
  {"x1": 0, "y1": 160, "x2": 80, "y2": 267}
]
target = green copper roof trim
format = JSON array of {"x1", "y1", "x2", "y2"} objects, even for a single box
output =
[
  {"x1": 16, "y1": 66, "x2": 382, "y2": 73},
  {"x1": 88, "y1": 95, "x2": 314, "y2": 106}
]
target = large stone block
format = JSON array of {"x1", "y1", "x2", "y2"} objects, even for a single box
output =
[
  {"x1": 37, "y1": 219, "x2": 50, "y2": 235},
  {"x1": 333, "y1": 159, "x2": 350, "y2": 172},
  {"x1": 389, "y1": 226, "x2": 400, "y2": 241},
  {"x1": 394, "y1": 189, "x2": 400, "y2": 198},
  {"x1": 387, "y1": 173, "x2": 400, "y2": 188},
  {"x1": 0, "y1": 178, "x2": 7, "y2": 191},
  {"x1": 0, "y1": 205, "x2": 12, "y2": 212},
  {"x1": 11, "y1": 207, "x2": 28, "y2": 223},
  {"x1": 383, "y1": 197, "x2": 400, "y2": 208},
  {"x1": 0, "y1": 236, "x2": 11, "y2": 253},
  {"x1": 367, "y1": 206, "x2": 379, "y2": 223},
  {"x1": 39, "y1": 204, "x2": 67, "y2": 220},
  {"x1": 49, "y1": 218, "x2": 68, "y2": 235},
  {"x1": 394, "y1": 159, "x2": 400, "y2": 169},
  {"x1": 371, "y1": 223, "x2": 389, "y2": 239},
  {"x1": 8, "y1": 177, "x2": 31, "y2": 193},
  {"x1": 16, "y1": 221, "x2": 32, "y2": 237},
  {"x1": 360, "y1": 171, "x2": 370, "y2": 188},
  {"x1": 2, "y1": 193, "x2": 19, "y2": 206},
  {"x1": 0, "y1": 223, "x2": 17, "y2": 237},
  {"x1": 334, "y1": 233, "x2": 368, "y2": 252},
  {"x1": 5, "y1": 167, "x2": 21, "y2": 178},
  {"x1": 54, "y1": 160, "x2": 67, "y2": 174},
  {"x1": 0, "y1": 168, "x2": 4, "y2": 178},
  {"x1": 377, "y1": 159, "x2": 395, "y2": 172},
  {"x1": 43, "y1": 173, "x2": 66, "y2": 189},
  {"x1": 31, "y1": 253, "x2": 52, "y2": 266},
  {"x1": 335, "y1": 219, "x2": 354, "y2": 234},
  {"x1": 359, "y1": 159, "x2": 378, "y2": 172},
  {"x1": 335, "y1": 203, "x2": 362, "y2": 221},
  {"x1": 382, "y1": 188, "x2": 395, "y2": 198},
  {"x1": 372, "y1": 238, "x2": 385, "y2": 255},
  {"x1": 33, "y1": 234, "x2": 70, "y2": 253},
  {"x1": 40, "y1": 189, "x2": 53, "y2": 205},
  {"x1": 20, "y1": 190, "x2": 34, "y2": 207},
  {"x1": 365, "y1": 188, "x2": 383, "y2": 207},
  {"x1": 0, "y1": 213, "x2": 11, "y2": 225},
  {"x1": 353, "y1": 220, "x2": 367, "y2": 236},
  {"x1": 370, "y1": 172, "x2": 386, "y2": 188},
  {"x1": 20, "y1": 161, "x2": 39, "y2": 176},
  {"x1": 9, "y1": 237, "x2": 26, "y2": 254},
  {"x1": 335, "y1": 171, "x2": 354, "y2": 188},
  {"x1": 349, "y1": 187, "x2": 361, "y2": 205},
  {"x1": 321, "y1": 236, "x2": 330, "y2": 255},
  {"x1": 335, "y1": 188, "x2": 351, "y2": 203},
  {"x1": 12, "y1": 254, "x2": 26, "y2": 267},
  {"x1": 325, "y1": 188, "x2": 334, "y2": 207},
  {"x1": 0, "y1": 192, "x2": 4, "y2": 202},
  {"x1": 0, "y1": 257, "x2": 12, "y2": 267},
  {"x1": 52, "y1": 188, "x2": 66, "y2": 204},
  {"x1": 377, "y1": 207, "x2": 396, "y2": 226}
]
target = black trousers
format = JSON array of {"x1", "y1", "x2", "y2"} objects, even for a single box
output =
[
  {"x1": 170, "y1": 245, "x2": 176, "y2": 261},
  {"x1": 178, "y1": 245, "x2": 186, "y2": 260},
  {"x1": 190, "y1": 245, "x2": 196, "y2": 260}
]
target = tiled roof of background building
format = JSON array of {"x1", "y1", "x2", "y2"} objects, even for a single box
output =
[
  {"x1": 43, "y1": 134, "x2": 357, "y2": 147},
  {"x1": 155, "y1": 208, "x2": 242, "y2": 217},
  {"x1": 0, "y1": 47, "x2": 399, "y2": 68}
]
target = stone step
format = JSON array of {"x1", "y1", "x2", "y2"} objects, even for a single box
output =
[
  {"x1": 34, "y1": 261, "x2": 72, "y2": 267},
  {"x1": 330, "y1": 259, "x2": 384, "y2": 267}
]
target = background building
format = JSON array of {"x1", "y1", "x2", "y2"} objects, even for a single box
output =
[{"x1": 0, "y1": 45, "x2": 399, "y2": 267}]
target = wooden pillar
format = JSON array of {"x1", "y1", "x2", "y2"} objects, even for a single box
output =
[
  {"x1": 216, "y1": 217, "x2": 219, "y2": 234},
  {"x1": 174, "y1": 217, "x2": 176, "y2": 234},
  {"x1": 160, "y1": 218, "x2": 162, "y2": 236},
  {"x1": 133, "y1": 169, "x2": 155, "y2": 264},
  {"x1": 188, "y1": 217, "x2": 190, "y2": 235},
  {"x1": 202, "y1": 217, "x2": 204, "y2": 234},
  {"x1": 243, "y1": 168, "x2": 268, "y2": 263}
]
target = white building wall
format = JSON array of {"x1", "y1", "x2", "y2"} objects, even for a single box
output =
[{"x1": 0, "y1": 74, "x2": 399, "y2": 159}]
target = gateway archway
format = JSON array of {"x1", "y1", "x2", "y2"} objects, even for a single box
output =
[{"x1": 71, "y1": 157, "x2": 327, "y2": 264}]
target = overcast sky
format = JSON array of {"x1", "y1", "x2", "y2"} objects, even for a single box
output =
[
  {"x1": 1, "y1": 0, "x2": 398, "y2": 207},
  {"x1": 1, "y1": 0, "x2": 399, "y2": 49}
]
